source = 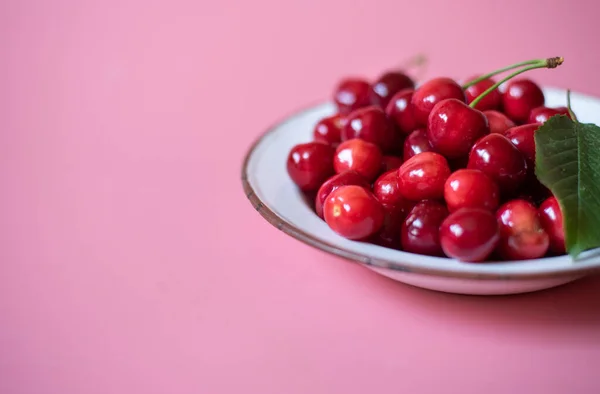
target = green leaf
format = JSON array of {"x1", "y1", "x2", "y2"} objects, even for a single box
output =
[{"x1": 535, "y1": 115, "x2": 600, "y2": 258}]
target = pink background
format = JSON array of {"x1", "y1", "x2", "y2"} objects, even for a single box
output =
[{"x1": 2, "y1": 0, "x2": 600, "y2": 393}]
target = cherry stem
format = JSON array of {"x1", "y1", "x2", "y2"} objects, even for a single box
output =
[
  {"x1": 462, "y1": 58, "x2": 551, "y2": 89},
  {"x1": 566, "y1": 89, "x2": 578, "y2": 122},
  {"x1": 469, "y1": 57, "x2": 564, "y2": 109}
]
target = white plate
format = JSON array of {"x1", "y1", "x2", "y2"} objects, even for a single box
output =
[{"x1": 242, "y1": 87, "x2": 600, "y2": 295}]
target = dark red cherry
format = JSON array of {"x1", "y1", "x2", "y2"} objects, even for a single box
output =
[
  {"x1": 539, "y1": 196, "x2": 566, "y2": 254},
  {"x1": 381, "y1": 155, "x2": 403, "y2": 172},
  {"x1": 401, "y1": 200, "x2": 448, "y2": 256},
  {"x1": 386, "y1": 89, "x2": 418, "y2": 134},
  {"x1": 370, "y1": 71, "x2": 415, "y2": 108},
  {"x1": 373, "y1": 169, "x2": 406, "y2": 209},
  {"x1": 528, "y1": 106, "x2": 570, "y2": 124},
  {"x1": 411, "y1": 77, "x2": 467, "y2": 126},
  {"x1": 313, "y1": 114, "x2": 346, "y2": 146},
  {"x1": 467, "y1": 133, "x2": 528, "y2": 195},
  {"x1": 314, "y1": 171, "x2": 370, "y2": 218},
  {"x1": 464, "y1": 75, "x2": 502, "y2": 111},
  {"x1": 502, "y1": 79, "x2": 545, "y2": 123},
  {"x1": 334, "y1": 139, "x2": 383, "y2": 181},
  {"x1": 496, "y1": 199, "x2": 549, "y2": 260},
  {"x1": 427, "y1": 98, "x2": 490, "y2": 159},
  {"x1": 439, "y1": 208, "x2": 500, "y2": 262},
  {"x1": 444, "y1": 169, "x2": 499, "y2": 212},
  {"x1": 341, "y1": 105, "x2": 397, "y2": 152},
  {"x1": 504, "y1": 123, "x2": 540, "y2": 164},
  {"x1": 374, "y1": 205, "x2": 408, "y2": 249},
  {"x1": 323, "y1": 185, "x2": 385, "y2": 240},
  {"x1": 403, "y1": 128, "x2": 433, "y2": 161},
  {"x1": 333, "y1": 78, "x2": 372, "y2": 115},
  {"x1": 286, "y1": 142, "x2": 335, "y2": 191},
  {"x1": 483, "y1": 110, "x2": 516, "y2": 134},
  {"x1": 398, "y1": 152, "x2": 451, "y2": 201}
]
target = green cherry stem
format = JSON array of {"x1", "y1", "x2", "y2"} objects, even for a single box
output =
[
  {"x1": 462, "y1": 58, "x2": 555, "y2": 89},
  {"x1": 566, "y1": 89, "x2": 579, "y2": 122},
  {"x1": 469, "y1": 57, "x2": 564, "y2": 109}
]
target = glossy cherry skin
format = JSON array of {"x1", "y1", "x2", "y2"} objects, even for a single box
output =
[
  {"x1": 539, "y1": 196, "x2": 566, "y2": 254},
  {"x1": 464, "y1": 76, "x2": 502, "y2": 111},
  {"x1": 386, "y1": 89, "x2": 418, "y2": 135},
  {"x1": 496, "y1": 199, "x2": 549, "y2": 260},
  {"x1": 334, "y1": 138, "x2": 383, "y2": 182},
  {"x1": 333, "y1": 78, "x2": 372, "y2": 115},
  {"x1": 381, "y1": 155, "x2": 403, "y2": 172},
  {"x1": 502, "y1": 79, "x2": 545, "y2": 123},
  {"x1": 483, "y1": 110, "x2": 516, "y2": 135},
  {"x1": 323, "y1": 185, "x2": 385, "y2": 240},
  {"x1": 439, "y1": 208, "x2": 500, "y2": 262},
  {"x1": 313, "y1": 114, "x2": 346, "y2": 146},
  {"x1": 314, "y1": 171, "x2": 370, "y2": 218},
  {"x1": 467, "y1": 133, "x2": 528, "y2": 195},
  {"x1": 403, "y1": 128, "x2": 433, "y2": 161},
  {"x1": 374, "y1": 205, "x2": 408, "y2": 249},
  {"x1": 373, "y1": 169, "x2": 406, "y2": 209},
  {"x1": 444, "y1": 169, "x2": 500, "y2": 213},
  {"x1": 341, "y1": 105, "x2": 397, "y2": 152},
  {"x1": 370, "y1": 71, "x2": 415, "y2": 109},
  {"x1": 504, "y1": 123, "x2": 540, "y2": 164},
  {"x1": 401, "y1": 200, "x2": 448, "y2": 256},
  {"x1": 411, "y1": 77, "x2": 467, "y2": 127},
  {"x1": 397, "y1": 152, "x2": 451, "y2": 201},
  {"x1": 286, "y1": 142, "x2": 335, "y2": 191},
  {"x1": 427, "y1": 98, "x2": 490, "y2": 159},
  {"x1": 528, "y1": 106, "x2": 570, "y2": 124}
]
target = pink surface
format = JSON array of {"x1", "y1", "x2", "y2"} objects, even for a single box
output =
[{"x1": 2, "y1": 0, "x2": 600, "y2": 393}]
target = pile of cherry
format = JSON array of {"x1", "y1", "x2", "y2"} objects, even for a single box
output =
[{"x1": 286, "y1": 62, "x2": 568, "y2": 262}]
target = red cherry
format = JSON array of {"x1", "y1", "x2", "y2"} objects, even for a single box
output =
[
  {"x1": 374, "y1": 205, "x2": 408, "y2": 249},
  {"x1": 444, "y1": 169, "x2": 499, "y2": 212},
  {"x1": 427, "y1": 98, "x2": 490, "y2": 159},
  {"x1": 528, "y1": 106, "x2": 570, "y2": 124},
  {"x1": 323, "y1": 185, "x2": 385, "y2": 240},
  {"x1": 370, "y1": 71, "x2": 415, "y2": 109},
  {"x1": 373, "y1": 169, "x2": 406, "y2": 209},
  {"x1": 313, "y1": 114, "x2": 346, "y2": 146},
  {"x1": 483, "y1": 110, "x2": 516, "y2": 134},
  {"x1": 539, "y1": 196, "x2": 566, "y2": 254},
  {"x1": 341, "y1": 105, "x2": 397, "y2": 152},
  {"x1": 401, "y1": 200, "x2": 448, "y2": 256},
  {"x1": 403, "y1": 128, "x2": 433, "y2": 161},
  {"x1": 502, "y1": 79, "x2": 545, "y2": 123},
  {"x1": 386, "y1": 89, "x2": 418, "y2": 134},
  {"x1": 333, "y1": 78, "x2": 372, "y2": 115},
  {"x1": 334, "y1": 139, "x2": 383, "y2": 181},
  {"x1": 496, "y1": 199, "x2": 549, "y2": 260},
  {"x1": 504, "y1": 123, "x2": 540, "y2": 164},
  {"x1": 314, "y1": 171, "x2": 370, "y2": 218},
  {"x1": 381, "y1": 155, "x2": 403, "y2": 172},
  {"x1": 411, "y1": 77, "x2": 467, "y2": 126},
  {"x1": 286, "y1": 142, "x2": 335, "y2": 191},
  {"x1": 439, "y1": 208, "x2": 500, "y2": 262},
  {"x1": 464, "y1": 76, "x2": 502, "y2": 111},
  {"x1": 398, "y1": 152, "x2": 451, "y2": 201},
  {"x1": 467, "y1": 133, "x2": 528, "y2": 195}
]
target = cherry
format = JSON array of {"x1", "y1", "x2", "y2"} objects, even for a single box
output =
[
  {"x1": 439, "y1": 208, "x2": 500, "y2": 262},
  {"x1": 496, "y1": 199, "x2": 549, "y2": 260},
  {"x1": 427, "y1": 98, "x2": 490, "y2": 159},
  {"x1": 373, "y1": 169, "x2": 406, "y2": 209},
  {"x1": 464, "y1": 75, "x2": 502, "y2": 111},
  {"x1": 483, "y1": 110, "x2": 516, "y2": 134},
  {"x1": 334, "y1": 138, "x2": 383, "y2": 181},
  {"x1": 398, "y1": 152, "x2": 450, "y2": 201},
  {"x1": 528, "y1": 106, "x2": 570, "y2": 124},
  {"x1": 385, "y1": 89, "x2": 418, "y2": 135},
  {"x1": 411, "y1": 77, "x2": 466, "y2": 126},
  {"x1": 504, "y1": 123, "x2": 540, "y2": 164},
  {"x1": 341, "y1": 105, "x2": 397, "y2": 152},
  {"x1": 370, "y1": 71, "x2": 415, "y2": 109},
  {"x1": 287, "y1": 142, "x2": 335, "y2": 191},
  {"x1": 333, "y1": 78, "x2": 372, "y2": 115},
  {"x1": 444, "y1": 169, "x2": 499, "y2": 212},
  {"x1": 314, "y1": 171, "x2": 370, "y2": 218},
  {"x1": 381, "y1": 155, "x2": 403, "y2": 172},
  {"x1": 323, "y1": 185, "x2": 384, "y2": 240},
  {"x1": 502, "y1": 79, "x2": 545, "y2": 123},
  {"x1": 467, "y1": 133, "x2": 528, "y2": 195},
  {"x1": 403, "y1": 128, "x2": 433, "y2": 161},
  {"x1": 313, "y1": 114, "x2": 346, "y2": 146},
  {"x1": 401, "y1": 200, "x2": 448, "y2": 256},
  {"x1": 539, "y1": 196, "x2": 566, "y2": 254},
  {"x1": 374, "y1": 205, "x2": 408, "y2": 249}
]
